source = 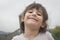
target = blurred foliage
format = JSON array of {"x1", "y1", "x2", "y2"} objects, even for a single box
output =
[
  {"x1": 50, "y1": 26, "x2": 60, "y2": 40},
  {"x1": 0, "y1": 29, "x2": 20, "y2": 40}
]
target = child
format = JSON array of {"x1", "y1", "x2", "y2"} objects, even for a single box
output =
[{"x1": 12, "y1": 3, "x2": 54, "y2": 40}]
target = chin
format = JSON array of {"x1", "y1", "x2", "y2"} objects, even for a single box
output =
[
  {"x1": 27, "y1": 23, "x2": 38, "y2": 28},
  {"x1": 27, "y1": 21, "x2": 37, "y2": 25}
]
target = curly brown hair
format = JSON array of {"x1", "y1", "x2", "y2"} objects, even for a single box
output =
[{"x1": 19, "y1": 3, "x2": 48, "y2": 33}]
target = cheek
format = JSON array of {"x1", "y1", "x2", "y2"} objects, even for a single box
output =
[
  {"x1": 24, "y1": 13, "x2": 29, "y2": 21},
  {"x1": 38, "y1": 16, "x2": 43, "y2": 24}
]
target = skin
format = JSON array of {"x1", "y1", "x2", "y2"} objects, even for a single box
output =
[{"x1": 22, "y1": 8, "x2": 44, "y2": 38}]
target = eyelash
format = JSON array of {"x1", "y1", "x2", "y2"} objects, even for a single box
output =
[
  {"x1": 29, "y1": 11, "x2": 33, "y2": 13},
  {"x1": 37, "y1": 13, "x2": 41, "y2": 16}
]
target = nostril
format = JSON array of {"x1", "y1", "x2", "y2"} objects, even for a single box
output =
[{"x1": 32, "y1": 13, "x2": 36, "y2": 17}]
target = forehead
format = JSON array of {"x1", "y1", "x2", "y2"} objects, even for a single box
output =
[{"x1": 27, "y1": 8, "x2": 43, "y2": 13}]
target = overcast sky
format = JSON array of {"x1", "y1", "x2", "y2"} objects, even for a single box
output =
[{"x1": 0, "y1": 0, "x2": 60, "y2": 32}]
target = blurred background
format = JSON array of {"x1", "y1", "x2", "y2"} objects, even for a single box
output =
[{"x1": 0, "y1": 0, "x2": 60, "y2": 40}]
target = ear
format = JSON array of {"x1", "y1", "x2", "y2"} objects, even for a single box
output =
[
  {"x1": 21, "y1": 14, "x2": 24, "y2": 22},
  {"x1": 41, "y1": 23, "x2": 45, "y2": 28}
]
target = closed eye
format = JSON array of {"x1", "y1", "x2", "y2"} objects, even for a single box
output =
[
  {"x1": 29, "y1": 11, "x2": 33, "y2": 13},
  {"x1": 37, "y1": 13, "x2": 42, "y2": 16}
]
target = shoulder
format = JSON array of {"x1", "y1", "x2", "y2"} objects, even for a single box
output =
[
  {"x1": 11, "y1": 33, "x2": 23, "y2": 40},
  {"x1": 45, "y1": 31, "x2": 54, "y2": 40},
  {"x1": 45, "y1": 31, "x2": 53, "y2": 37},
  {"x1": 45, "y1": 31, "x2": 52, "y2": 35},
  {"x1": 39, "y1": 31, "x2": 52, "y2": 36}
]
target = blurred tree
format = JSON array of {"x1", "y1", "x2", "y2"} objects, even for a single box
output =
[{"x1": 50, "y1": 26, "x2": 60, "y2": 40}]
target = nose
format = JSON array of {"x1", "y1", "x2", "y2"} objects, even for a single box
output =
[{"x1": 32, "y1": 12, "x2": 36, "y2": 17}]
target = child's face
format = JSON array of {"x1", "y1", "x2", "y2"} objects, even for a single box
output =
[{"x1": 24, "y1": 8, "x2": 43, "y2": 30}]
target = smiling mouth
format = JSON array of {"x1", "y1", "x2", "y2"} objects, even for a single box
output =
[
  {"x1": 27, "y1": 16, "x2": 38, "y2": 22},
  {"x1": 29, "y1": 18, "x2": 38, "y2": 22}
]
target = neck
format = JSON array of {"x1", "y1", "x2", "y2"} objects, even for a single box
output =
[{"x1": 24, "y1": 26, "x2": 39, "y2": 38}]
